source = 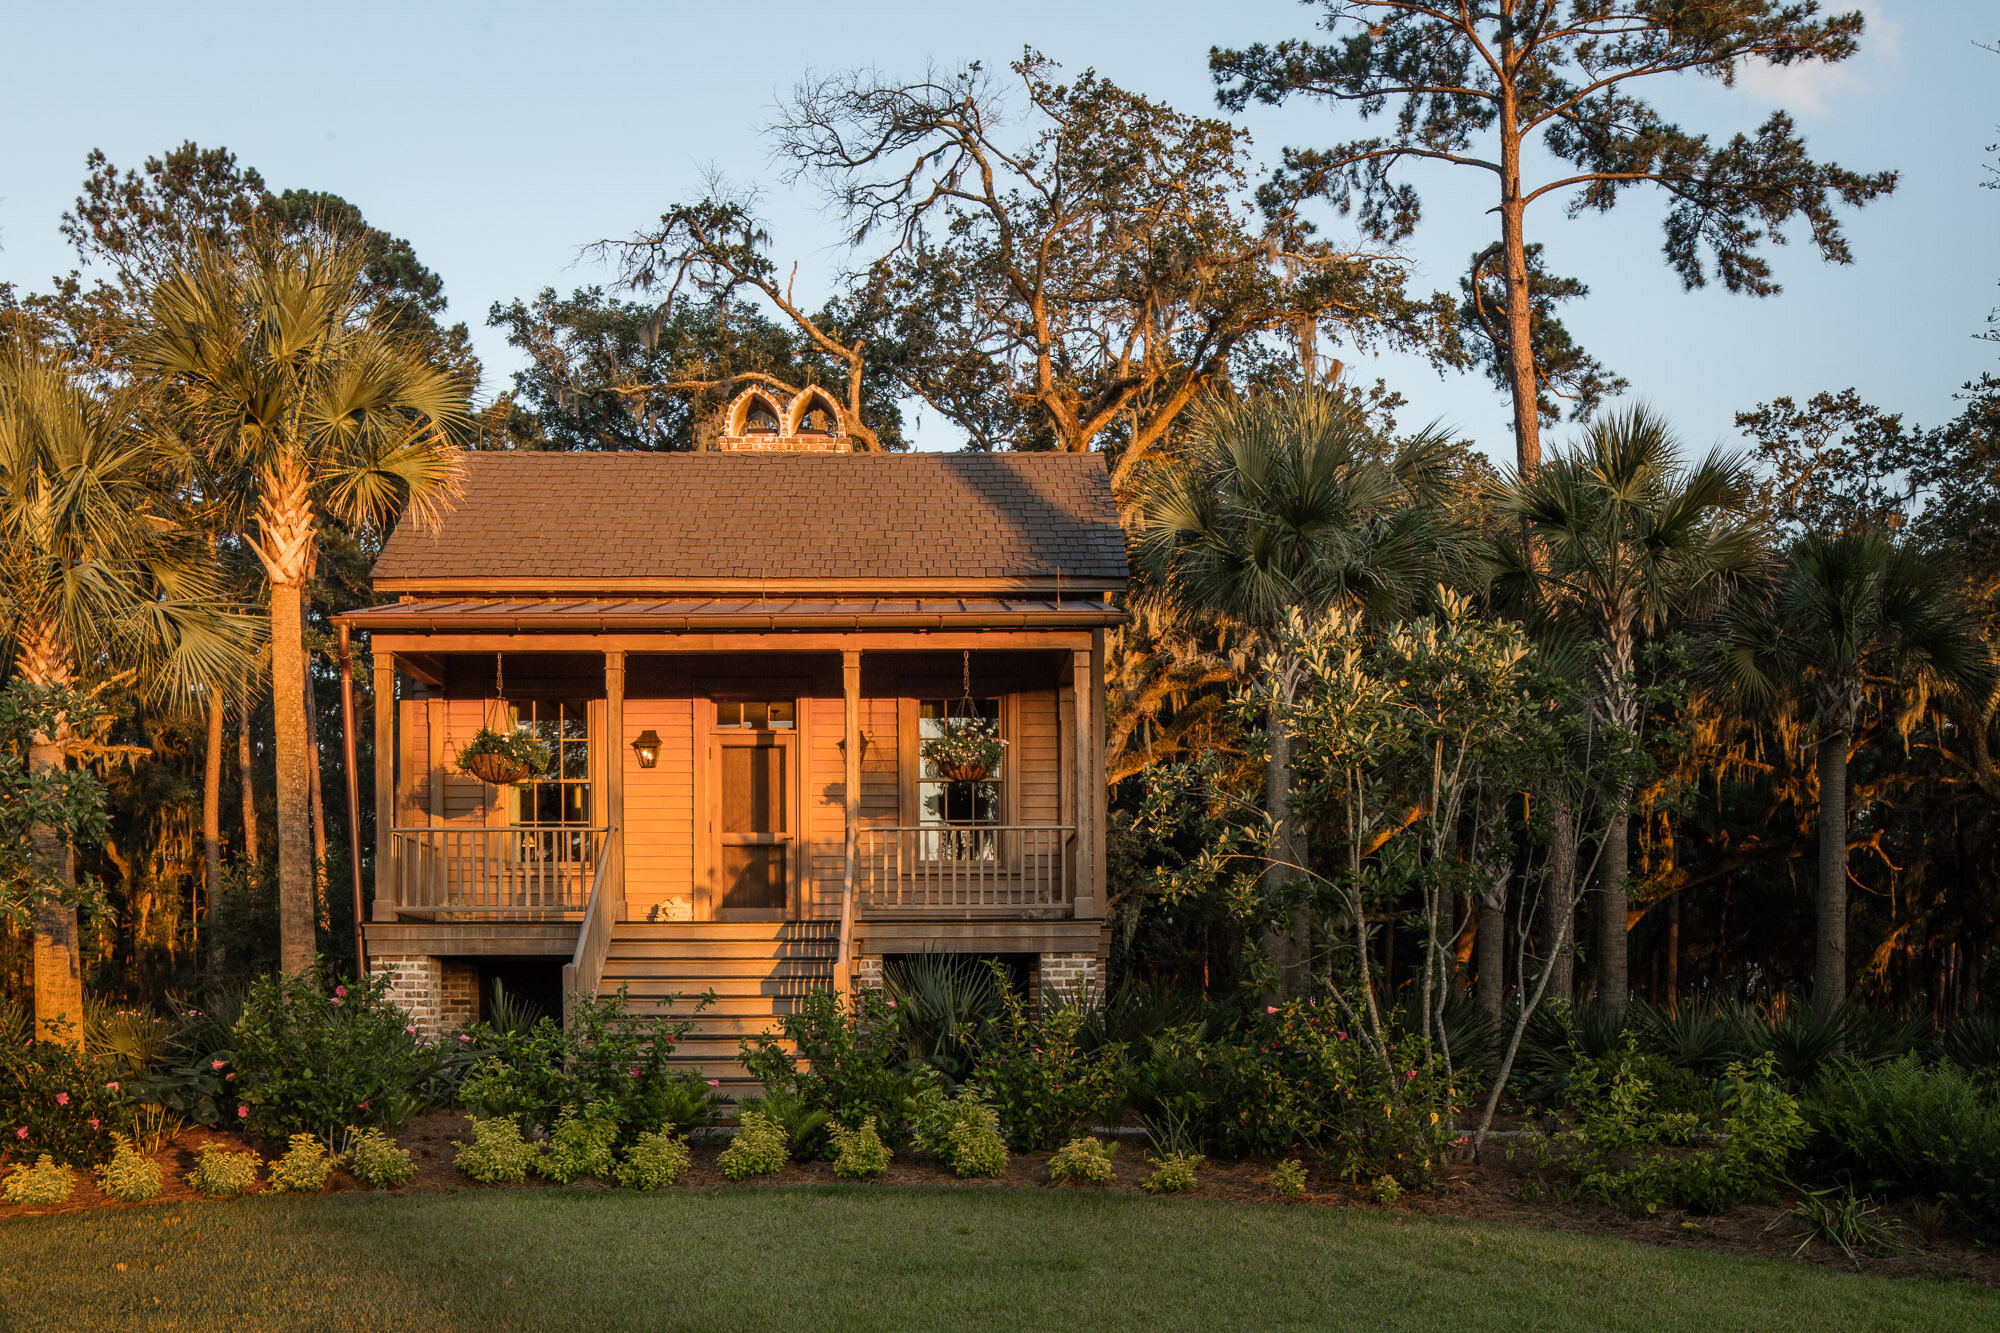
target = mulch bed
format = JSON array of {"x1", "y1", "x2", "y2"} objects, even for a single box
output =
[{"x1": 6, "y1": 1110, "x2": 1994, "y2": 1289}]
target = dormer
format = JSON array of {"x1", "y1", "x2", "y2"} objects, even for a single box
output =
[{"x1": 715, "y1": 384, "x2": 855, "y2": 452}]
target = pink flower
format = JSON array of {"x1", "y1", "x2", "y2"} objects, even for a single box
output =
[
  {"x1": 104, "y1": 1081, "x2": 119, "y2": 1092},
  {"x1": 54, "y1": 1092, "x2": 68, "y2": 1106},
  {"x1": 357, "y1": 1101, "x2": 369, "y2": 1110},
  {"x1": 1266, "y1": 1006, "x2": 1279, "y2": 1015},
  {"x1": 886, "y1": 1000, "x2": 897, "y2": 1009},
  {"x1": 330, "y1": 997, "x2": 342, "y2": 1007},
  {"x1": 335, "y1": 985, "x2": 347, "y2": 998},
  {"x1": 628, "y1": 1066, "x2": 642, "y2": 1078},
  {"x1": 237, "y1": 1106, "x2": 248, "y2": 1119},
  {"x1": 14, "y1": 1127, "x2": 26, "y2": 1139},
  {"x1": 226, "y1": 1073, "x2": 236, "y2": 1081},
  {"x1": 458, "y1": 1034, "x2": 472, "y2": 1044},
  {"x1": 88, "y1": 1118, "x2": 100, "y2": 1130},
  {"x1": 706, "y1": 1079, "x2": 720, "y2": 1088},
  {"x1": 404, "y1": 1026, "x2": 417, "y2": 1037},
  {"x1": 1406, "y1": 1070, "x2": 1417, "y2": 1080},
  {"x1": 1335, "y1": 1032, "x2": 1347, "y2": 1042},
  {"x1": 212, "y1": 1059, "x2": 226, "y2": 1071}
]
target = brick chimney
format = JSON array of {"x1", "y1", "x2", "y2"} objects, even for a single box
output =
[{"x1": 714, "y1": 385, "x2": 854, "y2": 453}]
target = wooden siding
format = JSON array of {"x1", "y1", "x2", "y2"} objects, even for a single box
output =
[
  {"x1": 805, "y1": 693, "x2": 898, "y2": 921},
  {"x1": 1016, "y1": 688, "x2": 1060, "y2": 828},
  {"x1": 623, "y1": 692, "x2": 695, "y2": 921}
]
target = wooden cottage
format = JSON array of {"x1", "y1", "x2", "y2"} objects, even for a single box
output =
[{"x1": 336, "y1": 394, "x2": 1127, "y2": 1085}]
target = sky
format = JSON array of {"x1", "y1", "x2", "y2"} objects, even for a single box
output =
[{"x1": 1, "y1": 1, "x2": 1993, "y2": 463}]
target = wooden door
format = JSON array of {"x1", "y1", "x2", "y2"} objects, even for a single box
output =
[{"x1": 707, "y1": 730, "x2": 797, "y2": 920}]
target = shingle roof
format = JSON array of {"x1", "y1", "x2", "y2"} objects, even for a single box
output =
[
  {"x1": 372, "y1": 450, "x2": 1128, "y2": 592},
  {"x1": 338, "y1": 597, "x2": 1125, "y2": 632}
]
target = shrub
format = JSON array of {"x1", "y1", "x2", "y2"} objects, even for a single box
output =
[
  {"x1": 453, "y1": 1116, "x2": 538, "y2": 1185},
  {"x1": 1583, "y1": 1054, "x2": 1806, "y2": 1214},
  {"x1": 1141, "y1": 1153, "x2": 1202, "y2": 1194},
  {"x1": 232, "y1": 968, "x2": 458, "y2": 1145},
  {"x1": 267, "y1": 1133, "x2": 338, "y2": 1194},
  {"x1": 969, "y1": 981, "x2": 1127, "y2": 1151},
  {"x1": 186, "y1": 1144, "x2": 261, "y2": 1198},
  {"x1": 830, "y1": 1117, "x2": 892, "y2": 1179},
  {"x1": 738, "y1": 988, "x2": 911, "y2": 1134},
  {"x1": 537, "y1": 1104, "x2": 619, "y2": 1183},
  {"x1": 1268, "y1": 1158, "x2": 1308, "y2": 1199},
  {"x1": 94, "y1": 1134, "x2": 163, "y2": 1202},
  {"x1": 1048, "y1": 1136, "x2": 1117, "y2": 1185},
  {"x1": 1766, "y1": 1185, "x2": 1911, "y2": 1265},
  {"x1": 0, "y1": 1026, "x2": 119, "y2": 1166},
  {"x1": 907, "y1": 1073, "x2": 1008, "y2": 1178},
  {"x1": 346, "y1": 1127, "x2": 415, "y2": 1189},
  {"x1": 615, "y1": 1130, "x2": 691, "y2": 1191},
  {"x1": 883, "y1": 952, "x2": 1005, "y2": 1079},
  {"x1": 459, "y1": 988, "x2": 716, "y2": 1143},
  {"x1": 3, "y1": 1154, "x2": 76, "y2": 1205},
  {"x1": 1371, "y1": 1173, "x2": 1404, "y2": 1205},
  {"x1": 1808, "y1": 1055, "x2": 2000, "y2": 1225},
  {"x1": 736, "y1": 1089, "x2": 830, "y2": 1162},
  {"x1": 718, "y1": 1111, "x2": 789, "y2": 1181}
]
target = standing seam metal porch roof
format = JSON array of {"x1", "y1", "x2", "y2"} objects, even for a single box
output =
[{"x1": 371, "y1": 450, "x2": 1129, "y2": 592}]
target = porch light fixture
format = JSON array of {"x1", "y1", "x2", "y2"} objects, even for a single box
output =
[{"x1": 632, "y1": 730, "x2": 662, "y2": 769}]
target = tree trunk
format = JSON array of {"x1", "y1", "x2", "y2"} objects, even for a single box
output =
[
  {"x1": 1261, "y1": 689, "x2": 1299, "y2": 1000},
  {"x1": 1814, "y1": 726, "x2": 1851, "y2": 1014},
  {"x1": 238, "y1": 673, "x2": 259, "y2": 864},
  {"x1": 1666, "y1": 890, "x2": 1680, "y2": 1013},
  {"x1": 1597, "y1": 807, "x2": 1631, "y2": 1019},
  {"x1": 269, "y1": 576, "x2": 316, "y2": 975},
  {"x1": 303, "y1": 639, "x2": 330, "y2": 928},
  {"x1": 19, "y1": 633, "x2": 83, "y2": 1047},
  {"x1": 1494, "y1": 93, "x2": 1541, "y2": 475},
  {"x1": 1476, "y1": 868, "x2": 1509, "y2": 1022},
  {"x1": 1540, "y1": 781, "x2": 1578, "y2": 1005},
  {"x1": 203, "y1": 692, "x2": 225, "y2": 971}
]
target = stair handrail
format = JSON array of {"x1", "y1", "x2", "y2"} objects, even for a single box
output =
[{"x1": 561, "y1": 837, "x2": 616, "y2": 1029}]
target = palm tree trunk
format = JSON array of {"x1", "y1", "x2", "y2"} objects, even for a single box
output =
[
  {"x1": 1597, "y1": 807, "x2": 1631, "y2": 1018},
  {"x1": 19, "y1": 632, "x2": 83, "y2": 1046},
  {"x1": 238, "y1": 672, "x2": 259, "y2": 864},
  {"x1": 1540, "y1": 781, "x2": 1578, "y2": 1005},
  {"x1": 1815, "y1": 726, "x2": 1851, "y2": 1014},
  {"x1": 203, "y1": 691, "x2": 225, "y2": 971},
  {"x1": 304, "y1": 640, "x2": 331, "y2": 928},
  {"x1": 269, "y1": 575, "x2": 316, "y2": 974},
  {"x1": 1261, "y1": 689, "x2": 1298, "y2": 1001}
]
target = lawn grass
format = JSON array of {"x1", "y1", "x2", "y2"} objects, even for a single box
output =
[{"x1": 2, "y1": 1187, "x2": 1992, "y2": 1332}]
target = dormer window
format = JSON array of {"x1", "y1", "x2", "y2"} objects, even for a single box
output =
[
  {"x1": 745, "y1": 402, "x2": 780, "y2": 434},
  {"x1": 798, "y1": 406, "x2": 837, "y2": 435}
]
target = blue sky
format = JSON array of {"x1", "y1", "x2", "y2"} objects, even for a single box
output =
[{"x1": 1, "y1": 1, "x2": 1991, "y2": 461}]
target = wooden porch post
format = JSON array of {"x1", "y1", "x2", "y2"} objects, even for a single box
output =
[
  {"x1": 1070, "y1": 646, "x2": 1097, "y2": 919},
  {"x1": 371, "y1": 647, "x2": 396, "y2": 924},
  {"x1": 838, "y1": 649, "x2": 861, "y2": 994},
  {"x1": 605, "y1": 651, "x2": 627, "y2": 923}
]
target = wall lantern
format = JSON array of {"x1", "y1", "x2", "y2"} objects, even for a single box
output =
[{"x1": 632, "y1": 730, "x2": 662, "y2": 769}]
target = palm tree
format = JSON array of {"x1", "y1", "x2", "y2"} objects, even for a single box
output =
[
  {"x1": 0, "y1": 337, "x2": 255, "y2": 1038},
  {"x1": 1494, "y1": 405, "x2": 1765, "y2": 1019},
  {"x1": 1724, "y1": 531, "x2": 1988, "y2": 1013},
  {"x1": 1132, "y1": 386, "x2": 1467, "y2": 997},
  {"x1": 135, "y1": 229, "x2": 472, "y2": 974}
]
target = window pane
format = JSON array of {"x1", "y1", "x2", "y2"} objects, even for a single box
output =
[
  {"x1": 721, "y1": 745, "x2": 786, "y2": 834},
  {"x1": 720, "y1": 845, "x2": 787, "y2": 909},
  {"x1": 716, "y1": 700, "x2": 742, "y2": 728},
  {"x1": 767, "y1": 700, "x2": 795, "y2": 729}
]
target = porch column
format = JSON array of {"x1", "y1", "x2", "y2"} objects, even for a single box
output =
[
  {"x1": 1070, "y1": 646, "x2": 1098, "y2": 919},
  {"x1": 838, "y1": 649, "x2": 861, "y2": 994},
  {"x1": 371, "y1": 648, "x2": 396, "y2": 923},
  {"x1": 604, "y1": 651, "x2": 627, "y2": 923}
]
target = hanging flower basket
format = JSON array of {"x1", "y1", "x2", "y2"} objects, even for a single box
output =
[
  {"x1": 921, "y1": 717, "x2": 1006, "y2": 783},
  {"x1": 457, "y1": 727, "x2": 553, "y2": 787}
]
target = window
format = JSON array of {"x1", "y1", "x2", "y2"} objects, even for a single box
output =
[
  {"x1": 507, "y1": 699, "x2": 590, "y2": 860},
  {"x1": 797, "y1": 404, "x2": 839, "y2": 435},
  {"x1": 714, "y1": 698, "x2": 795, "y2": 730},
  {"x1": 919, "y1": 698, "x2": 1001, "y2": 860},
  {"x1": 744, "y1": 400, "x2": 780, "y2": 434}
]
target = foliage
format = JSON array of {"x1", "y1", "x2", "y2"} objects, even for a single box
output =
[
  {"x1": 614, "y1": 1130, "x2": 691, "y2": 1191},
  {"x1": 536, "y1": 1103, "x2": 620, "y2": 1183},
  {"x1": 266, "y1": 1132, "x2": 338, "y2": 1194},
  {"x1": 453, "y1": 1116, "x2": 538, "y2": 1186},
  {"x1": 1767, "y1": 1186, "x2": 1911, "y2": 1266},
  {"x1": 0, "y1": 1025, "x2": 120, "y2": 1166},
  {"x1": 1047, "y1": 1136, "x2": 1117, "y2": 1186},
  {"x1": 346, "y1": 1127, "x2": 415, "y2": 1189},
  {"x1": 454, "y1": 727, "x2": 552, "y2": 780},
  {"x1": 459, "y1": 987, "x2": 716, "y2": 1143},
  {"x1": 1807, "y1": 1056, "x2": 2000, "y2": 1226},
  {"x1": 0, "y1": 681, "x2": 113, "y2": 930},
  {"x1": 1141, "y1": 1153, "x2": 1203, "y2": 1195},
  {"x1": 93, "y1": 1133, "x2": 163, "y2": 1202},
  {"x1": 232, "y1": 967, "x2": 456, "y2": 1145},
  {"x1": 906, "y1": 1071, "x2": 1008, "y2": 1178},
  {"x1": 718, "y1": 1111, "x2": 789, "y2": 1181},
  {"x1": 882, "y1": 952, "x2": 1004, "y2": 1079},
  {"x1": 736, "y1": 1089, "x2": 831, "y2": 1163},
  {"x1": 830, "y1": 1117, "x2": 892, "y2": 1180},
  {"x1": 185, "y1": 1144, "x2": 260, "y2": 1197},
  {"x1": 918, "y1": 718, "x2": 1008, "y2": 776},
  {"x1": 969, "y1": 982, "x2": 1126, "y2": 1151},
  {"x1": 739, "y1": 988, "x2": 911, "y2": 1133},
  {"x1": 2, "y1": 1154, "x2": 76, "y2": 1205},
  {"x1": 1268, "y1": 1157, "x2": 1307, "y2": 1199},
  {"x1": 1370, "y1": 1174, "x2": 1404, "y2": 1206}
]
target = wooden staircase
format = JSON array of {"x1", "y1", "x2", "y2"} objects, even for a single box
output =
[{"x1": 596, "y1": 920, "x2": 837, "y2": 1099}]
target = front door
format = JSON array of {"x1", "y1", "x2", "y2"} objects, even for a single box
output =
[{"x1": 708, "y1": 728, "x2": 797, "y2": 920}]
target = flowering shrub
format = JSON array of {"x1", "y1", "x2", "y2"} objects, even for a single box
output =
[
  {"x1": 919, "y1": 717, "x2": 1007, "y2": 776},
  {"x1": 454, "y1": 1116, "x2": 538, "y2": 1184},
  {"x1": 267, "y1": 1133, "x2": 339, "y2": 1194},
  {"x1": 1048, "y1": 1135, "x2": 1117, "y2": 1185},
  {"x1": 970, "y1": 985, "x2": 1126, "y2": 1150},
  {"x1": 346, "y1": 1127, "x2": 415, "y2": 1189},
  {"x1": 830, "y1": 1117, "x2": 892, "y2": 1179},
  {"x1": 186, "y1": 1144, "x2": 261, "y2": 1198},
  {"x1": 233, "y1": 967, "x2": 459, "y2": 1146},
  {"x1": 537, "y1": 1103, "x2": 619, "y2": 1182},
  {"x1": 738, "y1": 988, "x2": 911, "y2": 1134},
  {"x1": 1130, "y1": 1001, "x2": 1458, "y2": 1185},
  {"x1": 459, "y1": 988, "x2": 717, "y2": 1143},
  {"x1": 3, "y1": 1154, "x2": 75, "y2": 1205},
  {"x1": 94, "y1": 1134, "x2": 163, "y2": 1202},
  {"x1": 0, "y1": 1027, "x2": 119, "y2": 1166},
  {"x1": 615, "y1": 1130, "x2": 691, "y2": 1190},
  {"x1": 718, "y1": 1111, "x2": 789, "y2": 1180},
  {"x1": 1141, "y1": 1153, "x2": 1202, "y2": 1194}
]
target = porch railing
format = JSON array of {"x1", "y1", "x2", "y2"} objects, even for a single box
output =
[
  {"x1": 858, "y1": 825, "x2": 1073, "y2": 914},
  {"x1": 389, "y1": 825, "x2": 607, "y2": 915}
]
